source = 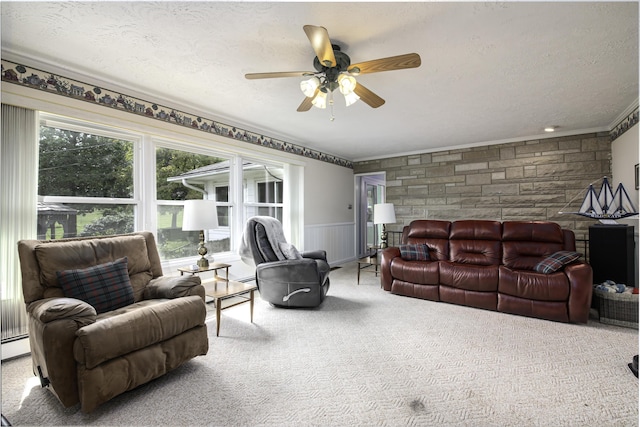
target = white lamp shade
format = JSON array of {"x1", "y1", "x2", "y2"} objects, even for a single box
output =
[
  {"x1": 182, "y1": 199, "x2": 219, "y2": 231},
  {"x1": 343, "y1": 91, "x2": 360, "y2": 107},
  {"x1": 338, "y1": 74, "x2": 357, "y2": 95},
  {"x1": 311, "y1": 90, "x2": 327, "y2": 109},
  {"x1": 300, "y1": 77, "x2": 320, "y2": 97},
  {"x1": 374, "y1": 203, "x2": 396, "y2": 225}
]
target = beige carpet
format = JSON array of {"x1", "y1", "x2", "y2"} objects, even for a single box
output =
[{"x1": 2, "y1": 262, "x2": 638, "y2": 426}]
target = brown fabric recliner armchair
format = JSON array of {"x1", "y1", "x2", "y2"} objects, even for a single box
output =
[{"x1": 17, "y1": 232, "x2": 209, "y2": 412}]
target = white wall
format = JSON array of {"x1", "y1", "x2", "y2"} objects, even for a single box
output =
[
  {"x1": 304, "y1": 159, "x2": 355, "y2": 225},
  {"x1": 611, "y1": 122, "x2": 639, "y2": 211},
  {"x1": 302, "y1": 157, "x2": 356, "y2": 264},
  {"x1": 611, "y1": 122, "x2": 639, "y2": 282}
]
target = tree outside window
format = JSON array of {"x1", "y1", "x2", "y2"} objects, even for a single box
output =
[{"x1": 38, "y1": 125, "x2": 134, "y2": 239}]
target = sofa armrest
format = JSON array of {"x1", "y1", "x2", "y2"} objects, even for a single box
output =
[
  {"x1": 380, "y1": 247, "x2": 401, "y2": 291},
  {"x1": 301, "y1": 249, "x2": 327, "y2": 261},
  {"x1": 144, "y1": 275, "x2": 205, "y2": 301},
  {"x1": 564, "y1": 262, "x2": 593, "y2": 323}
]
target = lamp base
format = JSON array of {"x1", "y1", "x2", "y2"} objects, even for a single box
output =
[
  {"x1": 380, "y1": 224, "x2": 388, "y2": 249},
  {"x1": 197, "y1": 256, "x2": 209, "y2": 269}
]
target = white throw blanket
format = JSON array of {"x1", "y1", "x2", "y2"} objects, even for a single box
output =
[{"x1": 238, "y1": 216, "x2": 287, "y2": 266}]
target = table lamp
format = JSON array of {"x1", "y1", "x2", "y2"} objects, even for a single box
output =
[
  {"x1": 374, "y1": 203, "x2": 396, "y2": 249},
  {"x1": 182, "y1": 199, "x2": 219, "y2": 268}
]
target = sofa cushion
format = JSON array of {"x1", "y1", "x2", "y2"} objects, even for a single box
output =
[
  {"x1": 399, "y1": 244, "x2": 430, "y2": 261},
  {"x1": 57, "y1": 257, "x2": 135, "y2": 314},
  {"x1": 498, "y1": 266, "x2": 570, "y2": 301},
  {"x1": 502, "y1": 222, "x2": 566, "y2": 270},
  {"x1": 439, "y1": 262, "x2": 499, "y2": 291},
  {"x1": 404, "y1": 220, "x2": 451, "y2": 261},
  {"x1": 534, "y1": 251, "x2": 581, "y2": 274},
  {"x1": 74, "y1": 296, "x2": 206, "y2": 369},
  {"x1": 390, "y1": 257, "x2": 440, "y2": 285},
  {"x1": 35, "y1": 234, "x2": 152, "y2": 295}
]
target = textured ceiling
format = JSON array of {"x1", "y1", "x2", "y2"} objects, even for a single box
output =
[{"x1": 1, "y1": 1, "x2": 638, "y2": 161}]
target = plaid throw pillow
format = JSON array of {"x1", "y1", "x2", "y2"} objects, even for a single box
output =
[
  {"x1": 57, "y1": 257, "x2": 134, "y2": 314},
  {"x1": 399, "y1": 244, "x2": 430, "y2": 261},
  {"x1": 534, "y1": 251, "x2": 581, "y2": 274}
]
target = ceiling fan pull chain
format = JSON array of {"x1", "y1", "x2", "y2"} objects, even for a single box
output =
[{"x1": 329, "y1": 91, "x2": 335, "y2": 121}]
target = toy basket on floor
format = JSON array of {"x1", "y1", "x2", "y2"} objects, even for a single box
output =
[{"x1": 592, "y1": 288, "x2": 639, "y2": 329}]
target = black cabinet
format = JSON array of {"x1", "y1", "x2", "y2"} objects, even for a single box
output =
[{"x1": 589, "y1": 225, "x2": 636, "y2": 287}]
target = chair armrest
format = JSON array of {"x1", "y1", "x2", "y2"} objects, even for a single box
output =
[
  {"x1": 301, "y1": 250, "x2": 327, "y2": 261},
  {"x1": 144, "y1": 275, "x2": 205, "y2": 301},
  {"x1": 28, "y1": 297, "x2": 97, "y2": 327},
  {"x1": 257, "y1": 258, "x2": 325, "y2": 283},
  {"x1": 26, "y1": 298, "x2": 97, "y2": 407}
]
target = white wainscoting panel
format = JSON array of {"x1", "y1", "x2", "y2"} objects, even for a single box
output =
[{"x1": 305, "y1": 222, "x2": 356, "y2": 266}]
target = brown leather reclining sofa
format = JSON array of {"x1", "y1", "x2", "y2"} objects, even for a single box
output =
[
  {"x1": 18, "y1": 232, "x2": 210, "y2": 412},
  {"x1": 380, "y1": 220, "x2": 593, "y2": 323}
]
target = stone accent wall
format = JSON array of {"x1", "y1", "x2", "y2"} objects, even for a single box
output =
[{"x1": 353, "y1": 132, "x2": 612, "y2": 241}]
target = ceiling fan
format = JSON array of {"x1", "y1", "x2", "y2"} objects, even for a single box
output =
[{"x1": 245, "y1": 25, "x2": 421, "y2": 113}]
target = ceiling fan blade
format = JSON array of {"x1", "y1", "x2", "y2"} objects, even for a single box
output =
[
  {"x1": 245, "y1": 71, "x2": 314, "y2": 80},
  {"x1": 297, "y1": 88, "x2": 320, "y2": 112},
  {"x1": 303, "y1": 25, "x2": 336, "y2": 67},
  {"x1": 348, "y1": 53, "x2": 421, "y2": 75},
  {"x1": 354, "y1": 83, "x2": 385, "y2": 108},
  {"x1": 297, "y1": 97, "x2": 314, "y2": 112}
]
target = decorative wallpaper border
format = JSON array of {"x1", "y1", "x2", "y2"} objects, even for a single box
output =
[
  {"x1": 1, "y1": 59, "x2": 353, "y2": 169},
  {"x1": 610, "y1": 107, "x2": 639, "y2": 142}
]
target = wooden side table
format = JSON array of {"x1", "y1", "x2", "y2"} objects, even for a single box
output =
[
  {"x1": 179, "y1": 262, "x2": 256, "y2": 336},
  {"x1": 201, "y1": 278, "x2": 257, "y2": 336},
  {"x1": 357, "y1": 255, "x2": 380, "y2": 285}
]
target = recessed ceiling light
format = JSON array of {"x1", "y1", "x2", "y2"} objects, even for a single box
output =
[{"x1": 544, "y1": 126, "x2": 557, "y2": 132}]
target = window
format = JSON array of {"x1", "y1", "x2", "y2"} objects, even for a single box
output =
[
  {"x1": 156, "y1": 146, "x2": 231, "y2": 261},
  {"x1": 215, "y1": 186, "x2": 230, "y2": 227},
  {"x1": 257, "y1": 181, "x2": 283, "y2": 219},
  {"x1": 244, "y1": 162, "x2": 284, "y2": 222},
  {"x1": 38, "y1": 119, "x2": 136, "y2": 239}
]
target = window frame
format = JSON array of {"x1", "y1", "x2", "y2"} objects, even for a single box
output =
[{"x1": 38, "y1": 113, "x2": 143, "y2": 236}]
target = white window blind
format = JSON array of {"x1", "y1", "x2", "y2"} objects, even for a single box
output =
[{"x1": 1, "y1": 104, "x2": 38, "y2": 341}]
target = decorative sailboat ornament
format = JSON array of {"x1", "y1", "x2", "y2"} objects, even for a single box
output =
[{"x1": 569, "y1": 177, "x2": 638, "y2": 219}]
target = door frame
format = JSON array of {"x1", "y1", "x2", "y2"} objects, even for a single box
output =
[{"x1": 354, "y1": 172, "x2": 386, "y2": 259}]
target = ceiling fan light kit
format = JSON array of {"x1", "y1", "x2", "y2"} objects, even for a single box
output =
[{"x1": 245, "y1": 25, "x2": 422, "y2": 117}]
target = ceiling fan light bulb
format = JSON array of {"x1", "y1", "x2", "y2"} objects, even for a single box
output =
[
  {"x1": 300, "y1": 77, "x2": 320, "y2": 97},
  {"x1": 312, "y1": 90, "x2": 327, "y2": 109},
  {"x1": 344, "y1": 91, "x2": 360, "y2": 107},
  {"x1": 338, "y1": 74, "x2": 357, "y2": 95}
]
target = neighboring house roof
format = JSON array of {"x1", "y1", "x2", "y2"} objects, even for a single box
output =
[
  {"x1": 166, "y1": 160, "x2": 270, "y2": 184},
  {"x1": 167, "y1": 160, "x2": 248, "y2": 183},
  {"x1": 37, "y1": 202, "x2": 77, "y2": 215}
]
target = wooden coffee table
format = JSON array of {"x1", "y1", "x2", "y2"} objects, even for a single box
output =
[{"x1": 201, "y1": 278, "x2": 257, "y2": 336}]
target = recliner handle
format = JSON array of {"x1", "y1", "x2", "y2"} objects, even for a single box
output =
[{"x1": 282, "y1": 288, "x2": 311, "y2": 302}]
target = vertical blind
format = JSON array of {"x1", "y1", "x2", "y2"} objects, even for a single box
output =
[{"x1": 1, "y1": 104, "x2": 38, "y2": 341}]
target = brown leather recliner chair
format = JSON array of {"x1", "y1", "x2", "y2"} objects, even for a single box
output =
[
  {"x1": 17, "y1": 232, "x2": 209, "y2": 412},
  {"x1": 239, "y1": 216, "x2": 330, "y2": 307}
]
